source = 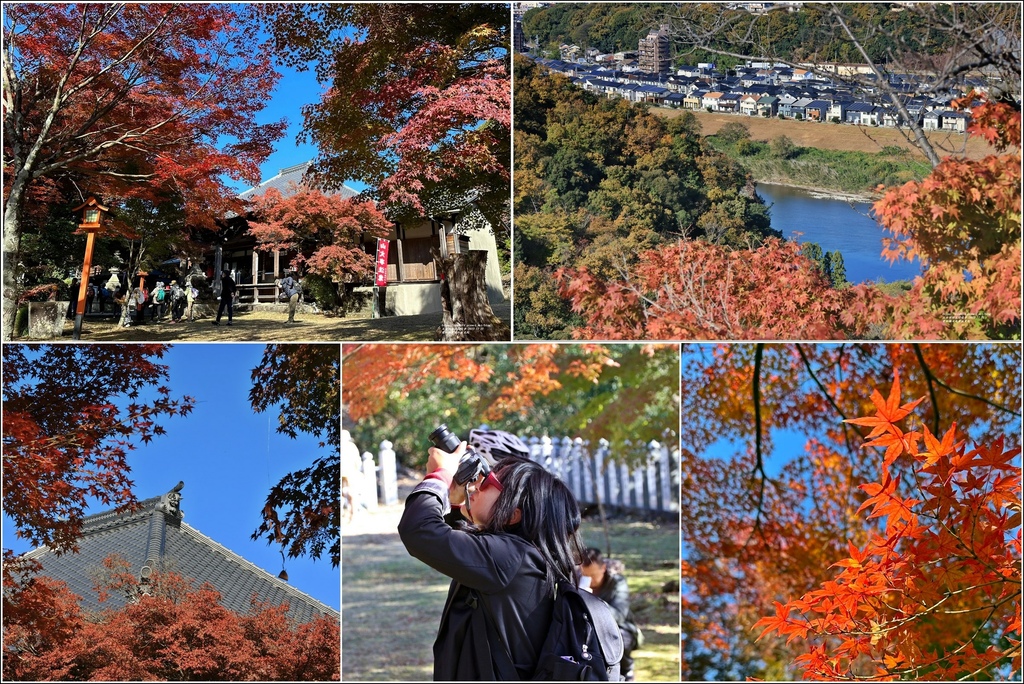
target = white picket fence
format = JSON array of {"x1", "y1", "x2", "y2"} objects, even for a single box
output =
[{"x1": 343, "y1": 431, "x2": 679, "y2": 514}]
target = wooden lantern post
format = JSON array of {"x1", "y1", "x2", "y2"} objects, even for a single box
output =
[{"x1": 71, "y1": 197, "x2": 109, "y2": 340}]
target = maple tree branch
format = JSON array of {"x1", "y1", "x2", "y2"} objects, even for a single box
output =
[
  {"x1": 827, "y1": 3, "x2": 942, "y2": 167},
  {"x1": 912, "y1": 344, "x2": 942, "y2": 435},
  {"x1": 749, "y1": 343, "x2": 772, "y2": 537},
  {"x1": 915, "y1": 348, "x2": 1022, "y2": 418}
]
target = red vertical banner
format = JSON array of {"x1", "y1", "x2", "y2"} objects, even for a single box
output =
[{"x1": 374, "y1": 238, "x2": 390, "y2": 286}]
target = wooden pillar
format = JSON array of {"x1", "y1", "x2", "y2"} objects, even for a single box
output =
[{"x1": 273, "y1": 250, "x2": 280, "y2": 278}]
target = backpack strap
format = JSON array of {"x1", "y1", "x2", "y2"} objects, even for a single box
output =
[
  {"x1": 578, "y1": 587, "x2": 624, "y2": 667},
  {"x1": 472, "y1": 590, "x2": 525, "y2": 681}
]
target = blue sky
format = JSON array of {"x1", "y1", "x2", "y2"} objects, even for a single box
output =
[
  {"x1": 2, "y1": 344, "x2": 341, "y2": 611},
  {"x1": 222, "y1": 32, "x2": 369, "y2": 197}
]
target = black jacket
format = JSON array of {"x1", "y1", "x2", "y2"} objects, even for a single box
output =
[
  {"x1": 398, "y1": 477, "x2": 553, "y2": 681},
  {"x1": 595, "y1": 570, "x2": 639, "y2": 648}
]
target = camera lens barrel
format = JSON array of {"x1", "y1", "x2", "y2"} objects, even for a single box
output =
[
  {"x1": 429, "y1": 424, "x2": 489, "y2": 486},
  {"x1": 429, "y1": 424, "x2": 462, "y2": 453}
]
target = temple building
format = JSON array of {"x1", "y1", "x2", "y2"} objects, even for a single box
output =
[
  {"x1": 216, "y1": 161, "x2": 504, "y2": 316},
  {"x1": 23, "y1": 484, "x2": 338, "y2": 623}
]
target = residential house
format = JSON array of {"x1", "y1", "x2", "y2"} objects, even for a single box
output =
[
  {"x1": 881, "y1": 109, "x2": 903, "y2": 128},
  {"x1": 684, "y1": 91, "x2": 705, "y2": 110},
  {"x1": 775, "y1": 91, "x2": 797, "y2": 115},
  {"x1": 845, "y1": 101, "x2": 875, "y2": 125},
  {"x1": 702, "y1": 91, "x2": 724, "y2": 111},
  {"x1": 718, "y1": 92, "x2": 742, "y2": 112},
  {"x1": 827, "y1": 100, "x2": 852, "y2": 122},
  {"x1": 756, "y1": 95, "x2": 779, "y2": 117},
  {"x1": 940, "y1": 110, "x2": 969, "y2": 133},
  {"x1": 788, "y1": 97, "x2": 813, "y2": 119},
  {"x1": 739, "y1": 94, "x2": 761, "y2": 116},
  {"x1": 922, "y1": 109, "x2": 943, "y2": 130},
  {"x1": 804, "y1": 99, "x2": 832, "y2": 121},
  {"x1": 664, "y1": 92, "x2": 686, "y2": 108}
]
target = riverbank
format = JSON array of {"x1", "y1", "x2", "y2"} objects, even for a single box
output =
[
  {"x1": 707, "y1": 130, "x2": 931, "y2": 196},
  {"x1": 755, "y1": 179, "x2": 876, "y2": 203}
]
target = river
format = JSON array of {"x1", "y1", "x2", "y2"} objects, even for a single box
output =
[{"x1": 756, "y1": 182, "x2": 921, "y2": 284}]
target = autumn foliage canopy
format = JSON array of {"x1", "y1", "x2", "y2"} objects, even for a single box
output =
[
  {"x1": 3, "y1": 3, "x2": 284, "y2": 230},
  {"x1": 1, "y1": 345, "x2": 194, "y2": 555},
  {"x1": 342, "y1": 343, "x2": 680, "y2": 469},
  {"x1": 753, "y1": 372, "x2": 1020, "y2": 680},
  {"x1": 246, "y1": 186, "x2": 391, "y2": 285},
  {"x1": 558, "y1": 238, "x2": 853, "y2": 340},
  {"x1": 679, "y1": 344, "x2": 1021, "y2": 680},
  {"x1": 260, "y1": 3, "x2": 510, "y2": 229},
  {"x1": 2, "y1": 555, "x2": 340, "y2": 681}
]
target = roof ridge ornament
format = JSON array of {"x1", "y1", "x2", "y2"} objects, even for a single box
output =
[{"x1": 155, "y1": 481, "x2": 184, "y2": 518}]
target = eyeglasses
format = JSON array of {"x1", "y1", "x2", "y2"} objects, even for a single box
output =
[{"x1": 469, "y1": 471, "x2": 503, "y2": 494}]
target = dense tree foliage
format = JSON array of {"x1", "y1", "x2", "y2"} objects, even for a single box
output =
[
  {"x1": 514, "y1": 57, "x2": 777, "y2": 338},
  {"x1": 679, "y1": 343, "x2": 1021, "y2": 680},
  {"x1": 846, "y1": 97, "x2": 1021, "y2": 339},
  {"x1": 247, "y1": 187, "x2": 391, "y2": 288},
  {"x1": 2, "y1": 3, "x2": 284, "y2": 339},
  {"x1": 522, "y1": 3, "x2": 648, "y2": 58},
  {"x1": 1, "y1": 345, "x2": 194, "y2": 554},
  {"x1": 259, "y1": 3, "x2": 509, "y2": 233},
  {"x1": 342, "y1": 343, "x2": 679, "y2": 469},
  {"x1": 249, "y1": 345, "x2": 341, "y2": 568},
  {"x1": 559, "y1": 238, "x2": 853, "y2": 340},
  {"x1": 2, "y1": 555, "x2": 340, "y2": 681}
]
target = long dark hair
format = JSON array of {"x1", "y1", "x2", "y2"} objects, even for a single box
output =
[{"x1": 478, "y1": 456, "x2": 586, "y2": 588}]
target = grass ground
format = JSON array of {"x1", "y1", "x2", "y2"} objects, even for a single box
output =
[
  {"x1": 16, "y1": 301, "x2": 511, "y2": 343},
  {"x1": 341, "y1": 500, "x2": 680, "y2": 681},
  {"x1": 655, "y1": 108, "x2": 997, "y2": 161}
]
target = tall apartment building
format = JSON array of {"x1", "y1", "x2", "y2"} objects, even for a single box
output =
[{"x1": 638, "y1": 24, "x2": 672, "y2": 73}]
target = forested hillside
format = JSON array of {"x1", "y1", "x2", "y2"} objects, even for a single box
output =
[
  {"x1": 522, "y1": 2, "x2": 959, "y2": 67},
  {"x1": 514, "y1": 56, "x2": 1020, "y2": 340},
  {"x1": 514, "y1": 56, "x2": 785, "y2": 339}
]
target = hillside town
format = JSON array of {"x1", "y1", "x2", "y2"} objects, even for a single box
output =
[{"x1": 515, "y1": 6, "x2": 994, "y2": 133}]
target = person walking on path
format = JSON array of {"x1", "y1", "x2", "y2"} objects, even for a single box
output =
[
  {"x1": 184, "y1": 277, "x2": 199, "y2": 322},
  {"x1": 212, "y1": 270, "x2": 236, "y2": 326},
  {"x1": 280, "y1": 270, "x2": 301, "y2": 324},
  {"x1": 150, "y1": 282, "x2": 167, "y2": 322}
]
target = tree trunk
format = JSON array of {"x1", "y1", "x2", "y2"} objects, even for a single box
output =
[
  {"x1": 3, "y1": 178, "x2": 27, "y2": 341},
  {"x1": 434, "y1": 250, "x2": 509, "y2": 341}
]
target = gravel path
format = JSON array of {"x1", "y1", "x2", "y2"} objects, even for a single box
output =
[{"x1": 19, "y1": 301, "x2": 511, "y2": 343}]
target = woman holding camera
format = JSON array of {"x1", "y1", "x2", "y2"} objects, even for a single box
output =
[{"x1": 398, "y1": 434, "x2": 586, "y2": 680}]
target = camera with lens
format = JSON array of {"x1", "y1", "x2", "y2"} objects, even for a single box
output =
[{"x1": 429, "y1": 424, "x2": 490, "y2": 485}]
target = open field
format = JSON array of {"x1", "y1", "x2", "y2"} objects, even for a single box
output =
[{"x1": 655, "y1": 108, "x2": 998, "y2": 161}]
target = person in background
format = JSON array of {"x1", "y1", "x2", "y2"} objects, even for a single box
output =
[
  {"x1": 151, "y1": 282, "x2": 167, "y2": 321},
  {"x1": 580, "y1": 548, "x2": 642, "y2": 681},
  {"x1": 168, "y1": 280, "x2": 186, "y2": 323},
  {"x1": 212, "y1": 269, "x2": 235, "y2": 326},
  {"x1": 184, "y1": 277, "x2": 200, "y2": 322},
  {"x1": 279, "y1": 269, "x2": 301, "y2": 324}
]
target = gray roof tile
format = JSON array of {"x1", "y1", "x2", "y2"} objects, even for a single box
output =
[
  {"x1": 238, "y1": 162, "x2": 359, "y2": 202},
  {"x1": 25, "y1": 490, "x2": 338, "y2": 623}
]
